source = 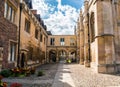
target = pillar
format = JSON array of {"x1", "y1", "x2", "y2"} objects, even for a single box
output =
[
  {"x1": 79, "y1": 10, "x2": 84, "y2": 65},
  {"x1": 95, "y1": 0, "x2": 115, "y2": 73},
  {"x1": 83, "y1": 0, "x2": 90, "y2": 67}
]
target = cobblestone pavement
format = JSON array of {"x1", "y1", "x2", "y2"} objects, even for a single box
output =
[
  {"x1": 2, "y1": 63, "x2": 120, "y2": 87},
  {"x1": 2, "y1": 63, "x2": 59, "y2": 87},
  {"x1": 67, "y1": 64, "x2": 120, "y2": 87}
]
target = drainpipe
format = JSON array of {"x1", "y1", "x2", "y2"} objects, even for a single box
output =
[
  {"x1": 17, "y1": 3, "x2": 22, "y2": 67},
  {"x1": 87, "y1": 13, "x2": 91, "y2": 64}
]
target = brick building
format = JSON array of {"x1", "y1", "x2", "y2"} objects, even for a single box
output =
[{"x1": 0, "y1": 0, "x2": 20, "y2": 69}]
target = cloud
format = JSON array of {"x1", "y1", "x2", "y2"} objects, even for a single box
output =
[{"x1": 33, "y1": 0, "x2": 80, "y2": 35}]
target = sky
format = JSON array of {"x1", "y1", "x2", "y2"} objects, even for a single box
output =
[{"x1": 32, "y1": 0, "x2": 84, "y2": 35}]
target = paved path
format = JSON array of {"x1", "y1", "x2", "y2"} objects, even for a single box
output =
[
  {"x1": 52, "y1": 63, "x2": 75, "y2": 87},
  {"x1": 67, "y1": 64, "x2": 120, "y2": 87},
  {"x1": 2, "y1": 62, "x2": 120, "y2": 87}
]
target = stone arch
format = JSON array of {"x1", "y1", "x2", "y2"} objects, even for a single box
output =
[
  {"x1": 68, "y1": 49, "x2": 77, "y2": 62},
  {"x1": 58, "y1": 49, "x2": 67, "y2": 61},
  {"x1": 49, "y1": 49, "x2": 57, "y2": 62}
]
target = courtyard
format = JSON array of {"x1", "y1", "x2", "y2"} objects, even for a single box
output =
[{"x1": 1, "y1": 61, "x2": 120, "y2": 87}]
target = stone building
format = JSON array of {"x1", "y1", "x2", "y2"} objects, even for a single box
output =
[
  {"x1": 47, "y1": 35, "x2": 77, "y2": 62},
  {"x1": 18, "y1": 0, "x2": 48, "y2": 68},
  {"x1": 0, "y1": 0, "x2": 20, "y2": 69},
  {"x1": 77, "y1": 0, "x2": 120, "y2": 73}
]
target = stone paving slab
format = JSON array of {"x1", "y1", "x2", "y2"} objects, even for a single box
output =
[{"x1": 52, "y1": 63, "x2": 75, "y2": 87}]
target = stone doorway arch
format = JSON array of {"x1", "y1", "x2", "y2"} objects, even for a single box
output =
[
  {"x1": 68, "y1": 50, "x2": 77, "y2": 62},
  {"x1": 49, "y1": 50, "x2": 57, "y2": 62}
]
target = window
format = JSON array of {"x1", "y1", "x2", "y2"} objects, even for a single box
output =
[
  {"x1": 25, "y1": 18, "x2": 30, "y2": 33},
  {"x1": 50, "y1": 38, "x2": 55, "y2": 45},
  {"x1": 4, "y1": 2, "x2": 8, "y2": 18},
  {"x1": 35, "y1": 29, "x2": 38, "y2": 39},
  {"x1": 40, "y1": 34, "x2": 43, "y2": 42},
  {"x1": 70, "y1": 38, "x2": 75, "y2": 46},
  {"x1": 4, "y1": 2, "x2": 16, "y2": 23},
  {"x1": 9, "y1": 42, "x2": 16, "y2": 62},
  {"x1": 60, "y1": 38, "x2": 65, "y2": 46},
  {"x1": 90, "y1": 12, "x2": 95, "y2": 42}
]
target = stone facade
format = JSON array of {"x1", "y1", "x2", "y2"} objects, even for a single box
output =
[
  {"x1": 77, "y1": 0, "x2": 120, "y2": 73},
  {"x1": 47, "y1": 35, "x2": 77, "y2": 62},
  {"x1": 18, "y1": 0, "x2": 48, "y2": 68}
]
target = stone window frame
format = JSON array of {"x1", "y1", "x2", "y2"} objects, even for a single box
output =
[
  {"x1": 60, "y1": 38, "x2": 65, "y2": 46},
  {"x1": 70, "y1": 38, "x2": 75, "y2": 46},
  {"x1": 35, "y1": 29, "x2": 39, "y2": 39},
  {"x1": 4, "y1": 1, "x2": 16, "y2": 23},
  {"x1": 24, "y1": 18, "x2": 31, "y2": 33},
  {"x1": 40, "y1": 33, "x2": 43, "y2": 42},
  {"x1": 44, "y1": 37, "x2": 46, "y2": 44},
  {"x1": 50, "y1": 38, "x2": 55, "y2": 46},
  {"x1": 8, "y1": 40, "x2": 17, "y2": 63}
]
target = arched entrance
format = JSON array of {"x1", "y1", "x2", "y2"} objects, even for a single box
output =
[
  {"x1": 58, "y1": 50, "x2": 67, "y2": 61},
  {"x1": 49, "y1": 50, "x2": 56, "y2": 62},
  {"x1": 68, "y1": 50, "x2": 77, "y2": 62},
  {"x1": 21, "y1": 53, "x2": 25, "y2": 68}
]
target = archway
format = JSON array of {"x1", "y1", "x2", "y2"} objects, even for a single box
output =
[
  {"x1": 58, "y1": 50, "x2": 67, "y2": 61},
  {"x1": 49, "y1": 50, "x2": 56, "y2": 62},
  {"x1": 68, "y1": 50, "x2": 77, "y2": 62}
]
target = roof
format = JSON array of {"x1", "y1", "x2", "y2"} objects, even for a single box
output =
[{"x1": 24, "y1": 0, "x2": 33, "y2": 9}]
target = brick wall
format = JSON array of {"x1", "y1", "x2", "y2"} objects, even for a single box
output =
[{"x1": 0, "y1": 0, "x2": 18, "y2": 69}]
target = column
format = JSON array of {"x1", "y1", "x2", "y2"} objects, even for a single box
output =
[
  {"x1": 83, "y1": 0, "x2": 90, "y2": 67},
  {"x1": 79, "y1": 10, "x2": 84, "y2": 65}
]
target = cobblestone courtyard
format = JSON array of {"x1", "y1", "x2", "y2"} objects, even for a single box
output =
[{"x1": 2, "y1": 62, "x2": 120, "y2": 87}]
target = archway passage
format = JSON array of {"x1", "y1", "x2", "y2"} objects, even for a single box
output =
[
  {"x1": 49, "y1": 50, "x2": 56, "y2": 62},
  {"x1": 68, "y1": 50, "x2": 77, "y2": 62},
  {"x1": 58, "y1": 50, "x2": 67, "y2": 61}
]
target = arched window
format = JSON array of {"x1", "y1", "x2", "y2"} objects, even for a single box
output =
[{"x1": 90, "y1": 12, "x2": 95, "y2": 42}]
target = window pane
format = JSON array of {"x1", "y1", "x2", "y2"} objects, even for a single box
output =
[
  {"x1": 35, "y1": 29, "x2": 38, "y2": 39},
  {"x1": 25, "y1": 19, "x2": 30, "y2": 33},
  {"x1": 12, "y1": 9, "x2": 15, "y2": 22},
  {"x1": 7, "y1": 6, "x2": 11, "y2": 20},
  {"x1": 4, "y1": 2, "x2": 8, "y2": 18},
  {"x1": 10, "y1": 6, "x2": 12, "y2": 21},
  {"x1": 9, "y1": 42, "x2": 16, "y2": 61}
]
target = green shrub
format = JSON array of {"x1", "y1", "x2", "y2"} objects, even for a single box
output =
[
  {"x1": 0, "y1": 69, "x2": 11, "y2": 77},
  {"x1": 37, "y1": 70, "x2": 44, "y2": 76}
]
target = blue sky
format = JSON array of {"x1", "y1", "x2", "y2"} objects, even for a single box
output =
[{"x1": 33, "y1": 0, "x2": 84, "y2": 35}]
